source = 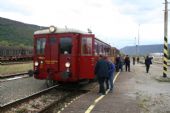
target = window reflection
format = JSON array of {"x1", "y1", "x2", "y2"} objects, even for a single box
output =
[
  {"x1": 81, "y1": 37, "x2": 92, "y2": 55},
  {"x1": 60, "y1": 37, "x2": 72, "y2": 54},
  {"x1": 36, "y1": 38, "x2": 46, "y2": 55}
]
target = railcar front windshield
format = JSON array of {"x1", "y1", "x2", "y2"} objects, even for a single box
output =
[
  {"x1": 36, "y1": 38, "x2": 46, "y2": 55},
  {"x1": 60, "y1": 37, "x2": 72, "y2": 54}
]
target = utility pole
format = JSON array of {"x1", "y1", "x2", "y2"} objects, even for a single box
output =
[
  {"x1": 135, "y1": 37, "x2": 137, "y2": 56},
  {"x1": 138, "y1": 24, "x2": 140, "y2": 56},
  {"x1": 163, "y1": 0, "x2": 168, "y2": 78}
]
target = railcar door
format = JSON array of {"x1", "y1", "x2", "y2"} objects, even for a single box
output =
[
  {"x1": 34, "y1": 36, "x2": 47, "y2": 79},
  {"x1": 58, "y1": 35, "x2": 74, "y2": 80},
  {"x1": 79, "y1": 35, "x2": 95, "y2": 79},
  {"x1": 34, "y1": 34, "x2": 59, "y2": 81},
  {"x1": 46, "y1": 35, "x2": 59, "y2": 74}
]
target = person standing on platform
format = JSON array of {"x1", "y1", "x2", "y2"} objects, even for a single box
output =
[
  {"x1": 115, "y1": 55, "x2": 120, "y2": 72},
  {"x1": 145, "y1": 56, "x2": 152, "y2": 73},
  {"x1": 133, "y1": 57, "x2": 135, "y2": 65},
  {"x1": 95, "y1": 55, "x2": 109, "y2": 95},
  {"x1": 108, "y1": 59, "x2": 115, "y2": 92},
  {"x1": 125, "y1": 55, "x2": 130, "y2": 72},
  {"x1": 104, "y1": 56, "x2": 109, "y2": 90},
  {"x1": 119, "y1": 56, "x2": 124, "y2": 71},
  {"x1": 137, "y1": 57, "x2": 140, "y2": 63}
]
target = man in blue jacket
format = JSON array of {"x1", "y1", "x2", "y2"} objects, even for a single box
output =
[
  {"x1": 108, "y1": 59, "x2": 115, "y2": 92},
  {"x1": 95, "y1": 55, "x2": 109, "y2": 95}
]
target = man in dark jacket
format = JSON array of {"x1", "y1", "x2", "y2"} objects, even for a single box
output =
[
  {"x1": 115, "y1": 55, "x2": 120, "y2": 72},
  {"x1": 95, "y1": 55, "x2": 109, "y2": 95},
  {"x1": 124, "y1": 55, "x2": 130, "y2": 72},
  {"x1": 145, "y1": 56, "x2": 152, "y2": 73}
]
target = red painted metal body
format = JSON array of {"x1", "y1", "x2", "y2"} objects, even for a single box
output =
[{"x1": 33, "y1": 27, "x2": 111, "y2": 82}]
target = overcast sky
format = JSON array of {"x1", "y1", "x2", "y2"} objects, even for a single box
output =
[{"x1": 0, "y1": 0, "x2": 168, "y2": 49}]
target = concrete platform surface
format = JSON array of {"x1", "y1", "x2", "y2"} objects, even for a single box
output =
[
  {"x1": 60, "y1": 65, "x2": 140, "y2": 113},
  {"x1": 59, "y1": 63, "x2": 170, "y2": 113}
]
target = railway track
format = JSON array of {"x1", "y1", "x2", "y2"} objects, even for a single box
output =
[
  {"x1": 37, "y1": 83, "x2": 95, "y2": 113},
  {"x1": 0, "y1": 72, "x2": 29, "y2": 82},
  {"x1": 1, "y1": 83, "x2": 92, "y2": 113},
  {"x1": 0, "y1": 61, "x2": 32, "y2": 65},
  {"x1": 0, "y1": 85, "x2": 59, "y2": 112},
  {"x1": 38, "y1": 88, "x2": 88, "y2": 113}
]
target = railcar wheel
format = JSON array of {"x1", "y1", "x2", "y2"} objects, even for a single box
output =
[
  {"x1": 46, "y1": 76, "x2": 54, "y2": 87},
  {"x1": 28, "y1": 70, "x2": 34, "y2": 77}
]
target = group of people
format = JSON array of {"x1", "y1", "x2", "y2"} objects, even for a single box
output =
[
  {"x1": 94, "y1": 54, "x2": 132, "y2": 95},
  {"x1": 132, "y1": 57, "x2": 140, "y2": 65},
  {"x1": 94, "y1": 54, "x2": 153, "y2": 95},
  {"x1": 94, "y1": 55, "x2": 115, "y2": 95},
  {"x1": 115, "y1": 55, "x2": 131, "y2": 72}
]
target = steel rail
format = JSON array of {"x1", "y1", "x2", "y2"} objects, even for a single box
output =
[
  {"x1": 0, "y1": 85, "x2": 59, "y2": 108},
  {"x1": 0, "y1": 61, "x2": 32, "y2": 65},
  {"x1": 0, "y1": 72, "x2": 29, "y2": 79}
]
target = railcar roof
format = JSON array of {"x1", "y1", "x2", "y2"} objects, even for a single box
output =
[{"x1": 34, "y1": 26, "x2": 90, "y2": 35}]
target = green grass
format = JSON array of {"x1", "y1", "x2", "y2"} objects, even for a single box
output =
[{"x1": 0, "y1": 63, "x2": 33, "y2": 75}]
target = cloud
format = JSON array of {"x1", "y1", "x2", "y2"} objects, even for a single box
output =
[
  {"x1": 0, "y1": 0, "x2": 30, "y2": 16},
  {"x1": 0, "y1": 0, "x2": 167, "y2": 49},
  {"x1": 114, "y1": 0, "x2": 163, "y2": 24}
]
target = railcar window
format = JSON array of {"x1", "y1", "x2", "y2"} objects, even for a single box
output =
[
  {"x1": 60, "y1": 38, "x2": 72, "y2": 54},
  {"x1": 99, "y1": 43, "x2": 103, "y2": 55},
  {"x1": 94, "y1": 40, "x2": 100, "y2": 55},
  {"x1": 81, "y1": 37, "x2": 92, "y2": 55},
  {"x1": 94, "y1": 42, "x2": 98, "y2": 55},
  {"x1": 36, "y1": 38, "x2": 46, "y2": 55}
]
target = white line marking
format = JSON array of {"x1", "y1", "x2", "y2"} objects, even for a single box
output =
[{"x1": 85, "y1": 72, "x2": 120, "y2": 113}]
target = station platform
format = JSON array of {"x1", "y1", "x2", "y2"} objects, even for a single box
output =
[{"x1": 59, "y1": 64, "x2": 144, "y2": 113}]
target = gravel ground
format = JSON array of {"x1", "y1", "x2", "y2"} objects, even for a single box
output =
[
  {"x1": 0, "y1": 77, "x2": 46, "y2": 105},
  {"x1": 3, "y1": 90, "x2": 70, "y2": 113},
  {"x1": 132, "y1": 63, "x2": 170, "y2": 113},
  {"x1": 1, "y1": 63, "x2": 170, "y2": 113},
  {"x1": 1, "y1": 82, "x2": 96, "y2": 113}
]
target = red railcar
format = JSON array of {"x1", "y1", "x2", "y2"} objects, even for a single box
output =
[{"x1": 33, "y1": 26, "x2": 111, "y2": 84}]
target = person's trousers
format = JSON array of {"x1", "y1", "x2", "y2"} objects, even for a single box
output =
[
  {"x1": 146, "y1": 65, "x2": 150, "y2": 73},
  {"x1": 98, "y1": 77, "x2": 106, "y2": 94},
  {"x1": 109, "y1": 74, "x2": 114, "y2": 90},
  {"x1": 105, "y1": 77, "x2": 109, "y2": 90},
  {"x1": 125, "y1": 64, "x2": 130, "y2": 71},
  {"x1": 116, "y1": 65, "x2": 119, "y2": 72}
]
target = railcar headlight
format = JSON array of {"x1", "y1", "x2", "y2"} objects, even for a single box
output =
[
  {"x1": 49, "y1": 26, "x2": 56, "y2": 33},
  {"x1": 65, "y1": 62, "x2": 70, "y2": 68},
  {"x1": 35, "y1": 61, "x2": 39, "y2": 66},
  {"x1": 40, "y1": 60, "x2": 43, "y2": 64}
]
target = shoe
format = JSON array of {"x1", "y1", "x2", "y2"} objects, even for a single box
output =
[
  {"x1": 102, "y1": 93, "x2": 106, "y2": 95},
  {"x1": 109, "y1": 90, "x2": 113, "y2": 93}
]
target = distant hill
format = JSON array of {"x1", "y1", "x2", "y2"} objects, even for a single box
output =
[
  {"x1": 0, "y1": 17, "x2": 44, "y2": 47},
  {"x1": 120, "y1": 44, "x2": 170, "y2": 56}
]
